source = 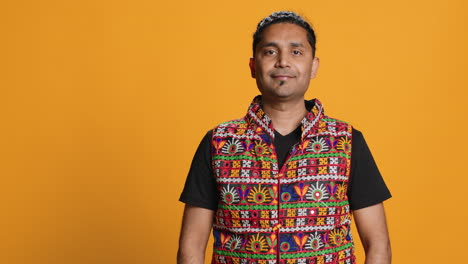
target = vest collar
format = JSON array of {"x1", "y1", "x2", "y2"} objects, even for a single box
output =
[{"x1": 246, "y1": 95, "x2": 325, "y2": 140}]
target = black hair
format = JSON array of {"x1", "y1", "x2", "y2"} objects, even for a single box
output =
[{"x1": 252, "y1": 11, "x2": 316, "y2": 57}]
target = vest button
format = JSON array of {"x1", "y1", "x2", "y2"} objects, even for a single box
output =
[{"x1": 276, "y1": 173, "x2": 284, "y2": 178}]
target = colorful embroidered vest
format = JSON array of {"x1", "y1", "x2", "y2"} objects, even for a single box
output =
[{"x1": 211, "y1": 96, "x2": 355, "y2": 264}]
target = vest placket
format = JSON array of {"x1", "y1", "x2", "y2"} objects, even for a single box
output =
[{"x1": 271, "y1": 139, "x2": 302, "y2": 263}]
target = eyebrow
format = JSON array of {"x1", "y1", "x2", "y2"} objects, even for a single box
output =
[
  {"x1": 260, "y1": 42, "x2": 305, "y2": 48},
  {"x1": 290, "y1": 42, "x2": 304, "y2": 48}
]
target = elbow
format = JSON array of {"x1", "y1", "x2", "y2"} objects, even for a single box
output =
[
  {"x1": 382, "y1": 240, "x2": 392, "y2": 262},
  {"x1": 363, "y1": 238, "x2": 392, "y2": 263},
  {"x1": 176, "y1": 248, "x2": 183, "y2": 263},
  {"x1": 177, "y1": 246, "x2": 204, "y2": 264},
  {"x1": 177, "y1": 248, "x2": 192, "y2": 264}
]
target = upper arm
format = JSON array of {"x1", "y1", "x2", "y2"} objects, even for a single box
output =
[
  {"x1": 178, "y1": 204, "x2": 215, "y2": 257},
  {"x1": 178, "y1": 130, "x2": 218, "y2": 263},
  {"x1": 352, "y1": 203, "x2": 390, "y2": 251},
  {"x1": 348, "y1": 129, "x2": 391, "y2": 210},
  {"x1": 179, "y1": 130, "x2": 219, "y2": 211}
]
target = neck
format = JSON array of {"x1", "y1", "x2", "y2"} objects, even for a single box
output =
[{"x1": 262, "y1": 96, "x2": 307, "y2": 136}]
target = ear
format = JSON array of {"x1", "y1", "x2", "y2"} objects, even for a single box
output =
[
  {"x1": 249, "y1": 57, "x2": 256, "y2": 78},
  {"x1": 310, "y1": 57, "x2": 320, "y2": 79}
]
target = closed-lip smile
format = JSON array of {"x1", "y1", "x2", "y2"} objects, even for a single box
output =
[{"x1": 272, "y1": 74, "x2": 294, "y2": 80}]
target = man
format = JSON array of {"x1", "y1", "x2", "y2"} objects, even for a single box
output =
[{"x1": 178, "y1": 11, "x2": 392, "y2": 264}]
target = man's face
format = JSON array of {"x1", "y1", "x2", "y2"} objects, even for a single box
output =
[{"x1": 250, "y1": 23, "x2": 319, "y2": 101}]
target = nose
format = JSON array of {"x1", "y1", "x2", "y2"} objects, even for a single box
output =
[{"x1": 275, "y1": 52, "x2": 290, "y2": 68}]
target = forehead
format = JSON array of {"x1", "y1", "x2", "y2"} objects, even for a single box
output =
[{"x1": 259, "y1": 23, "x2": 310, "y2": 47}]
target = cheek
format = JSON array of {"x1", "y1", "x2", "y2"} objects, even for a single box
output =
[
  {"x1": 256, "y1": 60, "x2": 274, "y2": 73},
  {"x1": 300, "y1": 63, "x2": 314, "y2": 78},
  {"x1": 257, "y1": 69, "x2": 272, "y2": 81}
]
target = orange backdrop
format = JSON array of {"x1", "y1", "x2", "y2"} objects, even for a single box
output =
[{"x1": 1, "y1": 0, "x2": 467, "y2": 263}]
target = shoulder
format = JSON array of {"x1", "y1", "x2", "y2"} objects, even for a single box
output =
[
  {"x1": 352, "y1": 127, "x2": 362, "y2": 138},
  {"x1": 212, "y1": 117, "x2": 248, "y2": 134},
  {"x1": 322, "y1": 114, "x2": 351, "y2": 126},
  {"x1": 351, "y1": 128, "x2": 364, "y2": 149},
  {"x1": 213, "y1": 118, "x2": 247, "y2": 128},
  {"x1": 320, "y1": 114, "x2": 353, "y2": 135}
]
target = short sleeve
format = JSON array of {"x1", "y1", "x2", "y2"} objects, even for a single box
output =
[
  {"x1": 347, "y1": 128, "x2": 392, "y2": 210},
  {"x1": 179, "y1": 130, "x2": 219, "y2": 211}
]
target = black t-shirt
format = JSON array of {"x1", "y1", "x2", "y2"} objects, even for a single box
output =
[{"x1": 179, "y1": 127, "x2": 391, "y2": 211}]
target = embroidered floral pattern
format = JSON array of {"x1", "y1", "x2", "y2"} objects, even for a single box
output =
[{"x1": 211, "y1": 96, "x2": 354, "y2": 264}]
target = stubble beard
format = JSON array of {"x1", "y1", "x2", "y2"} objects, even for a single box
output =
[{"x1": 261, "y1": 82, "x2": 301, "y2": 101}]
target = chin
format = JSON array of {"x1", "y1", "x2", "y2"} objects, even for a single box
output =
[{"x1": 265, "y1": 92, "x2": 296, "y2": 100}]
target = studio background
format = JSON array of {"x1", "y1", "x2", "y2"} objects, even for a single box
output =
[{"x1": 1, "y1": 0, "x2": 467, "y2": 263}]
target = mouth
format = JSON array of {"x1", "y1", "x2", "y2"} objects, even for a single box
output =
[{"x1": 272, "y1": 75, "x2": 295, "y2": 81}]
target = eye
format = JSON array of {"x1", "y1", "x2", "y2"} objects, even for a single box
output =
[
  {"x1": 292, "y1": 50, "x2": 303, "y2": 55},
  {"x1": 264, "y1": 49, "x2": 277, "y2": 55}
]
